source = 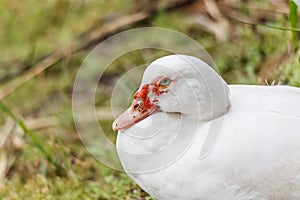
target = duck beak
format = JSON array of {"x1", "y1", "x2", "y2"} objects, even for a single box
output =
[{"x1": 112, "y1": 99, "x2": 158, "y2": 131}]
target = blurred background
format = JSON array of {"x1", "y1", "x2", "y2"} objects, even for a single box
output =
[{"x1": 0, "y1": 0, "x2": 300, "y2": 199}]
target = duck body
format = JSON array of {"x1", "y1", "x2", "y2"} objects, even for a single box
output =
[{"x1": 114, "y1": 55, "x2": 300, "y2": 200}]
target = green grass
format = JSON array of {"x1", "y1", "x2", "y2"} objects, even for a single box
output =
[
  {"x1": 0, "y1": 173, "x2": 150, "y2": 200},
  {"x1": 1, "y1": 0, "x2": 300, "y2": 199}
]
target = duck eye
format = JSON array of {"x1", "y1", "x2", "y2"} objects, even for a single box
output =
[{"x1": 159, "y1": 77, "x2": 170, "y2": 88}]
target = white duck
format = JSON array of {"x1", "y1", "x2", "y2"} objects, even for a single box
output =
[{"x1": 112, "y1": 55, "x2": 300, "y2": 200}]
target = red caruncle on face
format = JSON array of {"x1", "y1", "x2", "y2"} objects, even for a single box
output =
[
  {"x1": 133, "y1": 78, "x2": 169, "y2": 110},
  {"x1": 112, "y1": 77, "x2": 170, "y2": 131}
]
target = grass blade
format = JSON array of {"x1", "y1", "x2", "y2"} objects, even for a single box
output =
[
  {"x1": 235, "y1": 19, "x2": 300, "y2": 32},
  {"x1": 293, "y1": 0, "x2": 300, "y2": 8},
  {"x1": 0, "y1": 102, "x2": 65, "y2": 175},
  {"x1": 290, "y1": 0, "x2": 298, "y2": 50}
]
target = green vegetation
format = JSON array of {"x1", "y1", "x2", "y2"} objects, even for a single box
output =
[{"x1": 0, "y1": 0, "x2": 299, "y2": 199}]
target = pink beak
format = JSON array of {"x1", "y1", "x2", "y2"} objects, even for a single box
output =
[
  {"x1": 112, "y1": 83, "x2": 161, "y2": 131},
  {"x1": 112, "y1": 98, "x2": 158, "y2": 131}
]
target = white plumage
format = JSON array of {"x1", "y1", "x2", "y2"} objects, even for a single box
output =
[{"x1": 114, "y1": 55, "x2": 300, "y2": 200}]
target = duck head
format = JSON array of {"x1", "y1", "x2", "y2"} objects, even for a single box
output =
[{"x1": 113, "y1": 54, "x2": 230, "y2": 131}]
